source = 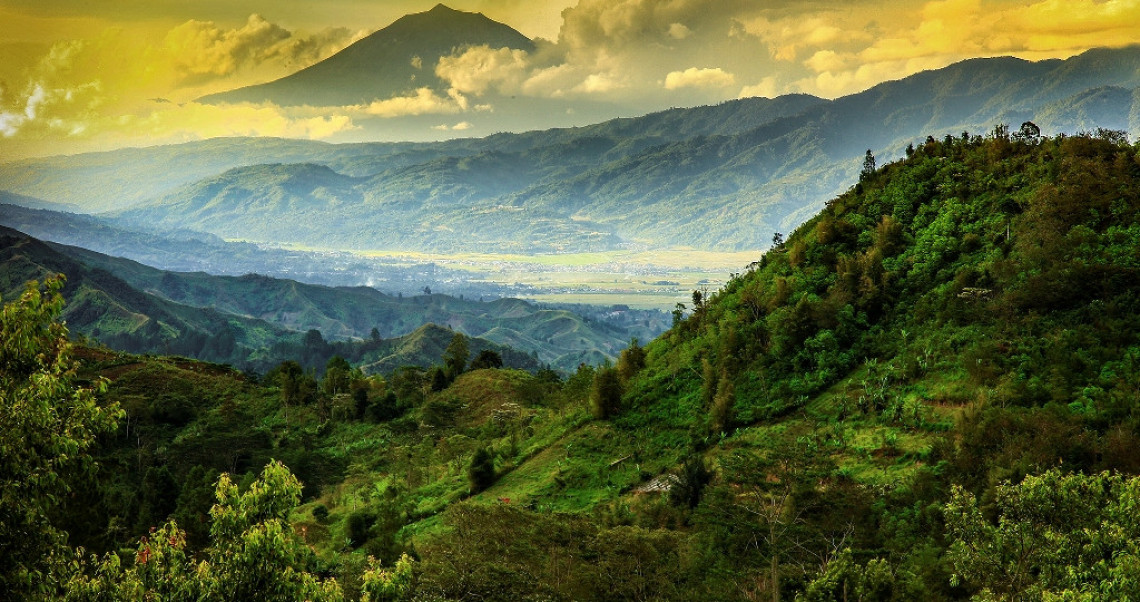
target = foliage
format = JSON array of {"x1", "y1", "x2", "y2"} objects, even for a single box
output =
[
  {"x1": 467, "y1": 447, "x2": 496, "y2": 494},
  {"x1": 65, "y1": 461, "x2": 345, "y2": 601},
  {"x1": 589, "y1": 365, "x2": 623, "y2": 420},
  {"x1": 360, "y1": 553, "x2": 415, "y2": 602},
  {"x1": 669, "y1": 455, "x2": 713, "y2": 510},
  {"x1": 469, "y1": 349, "x2": 503, "y2": 370},
  {"x1": 0, "y1": 276, "x2": 121, "y2": 600},
  {"x1": 945, "y1": 470, "x2": 1140, "y2": 601},
  {"x1": 11, "y1": 131, "x2": 1140, "y2": 601},
  {"x1": 443, "y1": 333, "x2": 469, "y2": 380}
]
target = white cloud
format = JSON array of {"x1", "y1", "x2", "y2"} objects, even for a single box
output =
[
  {"x1": 433, "y1": 121, "x2": 473, "y2": 131},
  {"x1": 738, "y1": 76, "x2": 780, "y2": 99},
  {"x1": 436, "y1": 45, "x2": 532, "y2": 95},
  {"x1": 359, "y1": 87, "x2": 463, "y2": 118},
  {"x1": 664, "y1": 67, "x2": 735, "y2": 90}
]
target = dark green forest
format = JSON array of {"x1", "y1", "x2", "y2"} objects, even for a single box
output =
[{"x1": 4, "y1": 128, "x2": 1140, "y2": 601}]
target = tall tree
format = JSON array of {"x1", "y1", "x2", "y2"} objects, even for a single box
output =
[
  {"x1": 323, "y1": 355, "x2": 353, "y2": 396},
  {"x1": 616, "y1": 338, "x2": 647, "y2": 384},
  {"x1": 443, "y1": 333, "x2": 469, "y2": 380},
  {"x1": 589, "y1": 366, "x2": 623, "y2": 420},
  {"x1": 860, "y1": 149, "x2": 876, "y2": 180}
]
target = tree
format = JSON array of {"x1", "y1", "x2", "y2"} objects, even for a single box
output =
[
  {"x1": 429, "y1": 367, "x2": 449, "y2": 392},
  {"x1": 709, "y1": 372, "x2": 735, "y2": 435},
  {"x1": 0, "y1": 276, "x2": 121, "y2": 600},
  {"x1": 945, "y1": 470, "x2": 1140, "y2": 600},
  {"x1": 589, "y1": 365, "x2": 623, "y2": 420},
  {"x1": 443, "y1": 333, "x2": 469, "y2": 380},
  {"x1": 353, "y1": 387, "x2": 370, "y2": 420},
  {"x1": 467, "y1": 447, "x2": 496, "y2": 494},
  {"x1": 66, "y1": 461, "x2": 345, "y2": 601},
  {"x1": 362, "y1": 553, "x2": 416, "y2": 602},
  {"x1": 323, "y1": 355, "x2": 352, "y2": 396},
  {"x1": 860, "y1": 149, "x2": 876, "y2": 180},
  {"x1": 469, "y1": 349, "x2": 503, "y2": 371},
  {"x1": 670, "y1": 455, "x2": 713, "y2": 510},
  {"x1": 269, "y1": 360, "x2": 314, "y2": 424},
  {"x1": 616, "y1": 338, "x2": 647, "y2": 384}
]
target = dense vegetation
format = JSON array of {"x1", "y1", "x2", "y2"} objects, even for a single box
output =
[{"x1": 4, "y1": 129, "x2": 1140, "y2": 601}]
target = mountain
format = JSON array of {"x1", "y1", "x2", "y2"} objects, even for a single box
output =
[
  {"x1": 60, "y1": 243, "x2": 660, "y2": 371},
  {"x1": 0, "y1": 94, "x2": 822, "y2": 214},
  {"x1": 0, "y1": 226, "x2": 538, "y2": 372},
  {"x1": 5, "y1": 47, "x2": 1140, "y2": 252},
  {"x1": 198, "y1": 4, "x2": 535, "y2": 107},
  {"x1": 0, "y1": 225, "x2": 661, "y2": 371},
  {"x1": 0, "y1": 225, "x2": 288, "y2": 363},
  {"x1": 0, "y1": 203, "x2": 513, "y2": 297},
  {"x1": 0, "y1": 190, "x2": 81, "y2": 212},
  {"x1": 120, "y1": 47, "x2": 1140, "y2": 252}
]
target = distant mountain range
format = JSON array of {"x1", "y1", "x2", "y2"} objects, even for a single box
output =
[
  {"x1": 3, "y1": 44, "x2": 1139, "y2": 252},
  {"x1": 0, "y1": 226, "x2": 661, "y2": 372}
]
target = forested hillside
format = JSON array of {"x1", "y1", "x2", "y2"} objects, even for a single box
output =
[{"x1": 4, "y1": 129, "x2": 1140, "y2": 601}]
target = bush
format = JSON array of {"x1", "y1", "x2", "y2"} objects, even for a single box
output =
[
  {"x1": 467, "y1": 447, "x2": 496, "y2": 494},
  {"x1": 347, "y1": 510, "x2": 376, "y2": 548}
]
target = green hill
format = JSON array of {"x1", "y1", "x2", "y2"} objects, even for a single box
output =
[
  {"x1": 0, "y1": 225, "x2": 288, "y2": 363},
  {"x1": 0, "y1": 226, "x2": 543, "y2": 373},
  {"x1": 51, "y1": 241, "x2": 662, "y2": 371},
  {"x1": 7, "y1": 130, "x2": 1140, "y2": 601}
]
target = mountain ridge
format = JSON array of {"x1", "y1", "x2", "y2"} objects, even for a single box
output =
[
  {"x1": 5, "y1": 47, "x2": 1140, "y2": 252},
  {"x1": 0, "y1": 225, "x2": 665, "y2": 371}
]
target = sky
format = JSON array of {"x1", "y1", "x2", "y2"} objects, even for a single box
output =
[{"x1": 1, "y1": 0, "x2": 1138, "y2": 159}]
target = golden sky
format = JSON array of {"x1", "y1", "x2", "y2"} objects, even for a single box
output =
[{"x1": 1, "y1": 0, "x2": 1138, "y2": 159}]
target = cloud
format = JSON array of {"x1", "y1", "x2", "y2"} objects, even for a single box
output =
[
  {"x1": 557, "y1": 0, "x2": 753, "y2": 50},
  {"x1": 740, "y1": 0, "x2": 1140, "y2": 97},
  {"x1": 436, "y1": 45, "x2": 532, "y2": 95},
  {"x1": 668, "y1": 23, "x2": 693, "y2": 40},
  {"x1": 738, "y1": 76, "x2": 780, "y2": 99},
  {"x1": 162, "y1": 14, "x2": 359, "y2": 86},
  {"x1": 433, "y1": 121, "x2": 473, "y2": 131},
  {"x1": 0, "y1": 14, "x2": 363, "y2": 146},
  {"x1": 359, "y1": 87, "x2": 465, "y2": 118},
  {"x1": 664, "y1": 67, "x2": 735, "y2": 90},
  {"x1": 4, "y1": 0, "x2": 1139, "y2": 156}
]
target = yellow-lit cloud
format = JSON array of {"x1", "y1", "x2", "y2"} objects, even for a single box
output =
[
  {"x1": 0, "y1": 13, "x2": 364, "y2": 153},
  {"x1": 436, "y1": 45, "x2": 532, "y2": 95},
  {"x1": 664, "y1": 67, "x2": 735, "y2": 90},
  {"x1": 163, "y1": 15, "x2": 356, "y2": 84},
  {"x1": 745, "y1": 0, "x2": 1140, "y2": 97},
  {"x1": 358, "y1": 88, "x2": 465, "y2": 117},
  {"x1": 2, "y1": 0, "x2": 1138, "y2": 158}
]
